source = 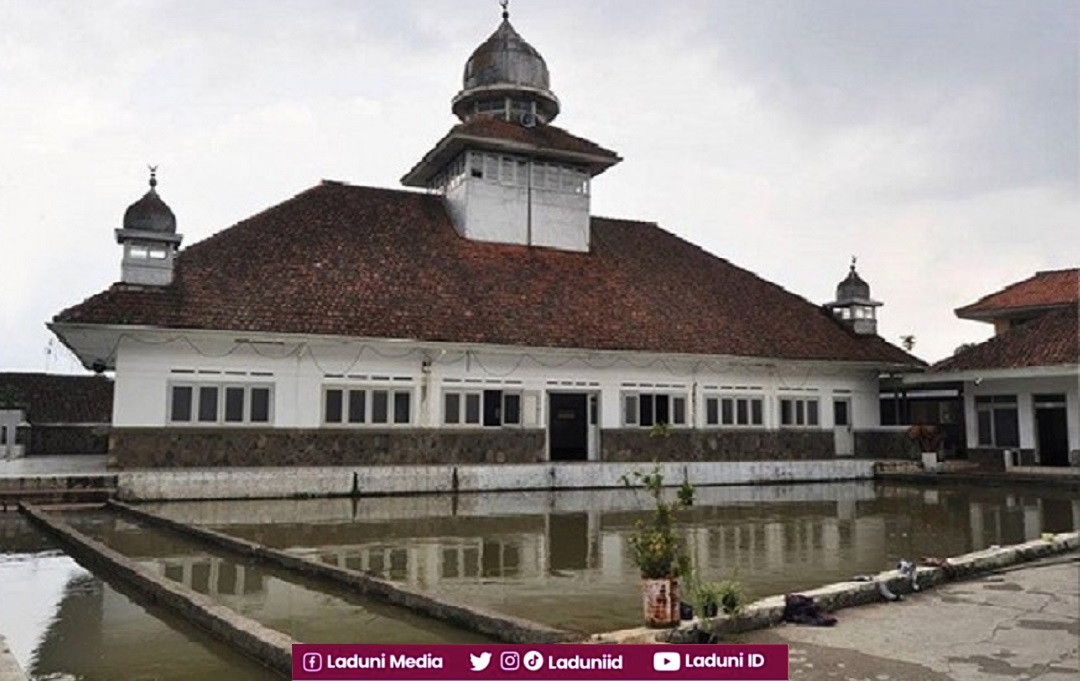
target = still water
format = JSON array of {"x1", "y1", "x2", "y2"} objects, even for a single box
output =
[
  {"x1": 1, "y1": 480, "x2": 1077, "y2": 680},
  {"x1": 64, "y1": 511, "x2": 491, "y2": 645},
  {"x1": 0, "y1": 514, "x2": 277, "y2": 681},
  {"x1": 143, "y1": 480, "x2": 1080, "y2": 633}
]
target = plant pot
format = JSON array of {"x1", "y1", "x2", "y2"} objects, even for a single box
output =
[{"x1": 642, "y1": 578, "x2": 680, "y2": 628}]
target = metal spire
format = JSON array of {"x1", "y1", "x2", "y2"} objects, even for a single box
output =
[
  {"x1": 850, "y1": 255, "x2": 857, "y2": 272},
  {"x1": 148, "y1": 165, "x2": 159, "y2": 190},
  {"x1": 500, "y1": 0, "x2": 509, "y2": 20}
]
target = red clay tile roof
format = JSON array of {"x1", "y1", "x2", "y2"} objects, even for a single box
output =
[
  {"x1": 55, "y1": 182, "x2": 919, "y2": 367},
  {"x1": 956, "y1": 269, "x2": 1079, "y2": 319},
  {"x1": 0, "y1": 373, "x2": 113, "y2": 424},
  {"x1": 402, "y1": 118, "x2": 621, "y2": 185},
  {"x1": 930, "y1": 304, "x2": 1079, "y2": 373}
]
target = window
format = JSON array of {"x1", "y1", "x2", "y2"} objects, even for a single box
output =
[
  {"x1": 443, "y1": 389, "x2": 521, "y2": 427},
  {"x1": 169, "y1": 384, "x2": 273, "y2": 425},
  {"x1": 622, "y1": 393, "x2": 688, "y2": 427},
  {"x1": 705, "y1": 396, "x2": 765, "y2": 427},
  {"x1": 324, "y1": 387, "x2": 412, "y2": 426},
  {"x1": 975, "y1": 395, "x2": 1019, "y2": 448},
  {"x1": 779, "y1": 397, "x2": 820, "y2": 427}
]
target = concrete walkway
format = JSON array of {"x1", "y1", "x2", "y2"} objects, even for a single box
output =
[
  {"x1": 0, "y1": 455, "x2": 107, "y2": 477},
  {"x1": 737, "y1": 555, "x2": 1080, "y2": 681},
  {"x1": 0, "y1": 634, "x2": 28, "y2": 681}
]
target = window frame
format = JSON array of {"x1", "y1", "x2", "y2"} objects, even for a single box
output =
[
  {"x1": 974, "y1": 395, "x2": 1019, "y2": 448},
  {"x1": 703, "y1": 394, "x2": 766, "y2": 428},
  {"x1": 778, "y1": 396, "x2": 820, "y2": 428},
  {"x1": 323, "y1": 386, "x2": 413, "y2": 427},
  {"x1": 168, "y1": 382, "x2": 274, "y2": 426},
  {"x1": 621, "y1": 392, "x2": 689, "y2": 428},
  {"x1": 442, "y1": 388, "x2": 523, "y2": 428}
]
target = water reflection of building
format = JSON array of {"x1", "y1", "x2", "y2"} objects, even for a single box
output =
[
  {"x1": 155, "y1": 556, "x2": 267, "y2": 599},
  {"x1": 276, "y1": 494, "x2": 1080, "y2": 590}
]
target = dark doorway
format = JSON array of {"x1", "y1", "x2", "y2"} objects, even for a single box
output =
[
  {"x1": 1035, "y1": 399, "x2": 1069, "y2": 467},
  {"x1": 549, "y1": 393, "x2": 588, "y2": 461}
]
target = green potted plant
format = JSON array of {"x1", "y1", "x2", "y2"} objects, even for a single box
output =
[{"x1": 621, "y1": 466, "x2": 694, "y2": 627}]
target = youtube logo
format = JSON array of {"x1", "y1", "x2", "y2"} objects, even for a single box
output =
[{"x1": 652, "y1": 652, "x2": 681, "y2": 672}]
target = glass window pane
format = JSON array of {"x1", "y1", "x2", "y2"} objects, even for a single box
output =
[
  {"x1": 721, "y1": 398, "x2": 734, "y2": 425},
  {"x1": 780, "y1": 399, "x2": 792, "y2": 426},
  {"x1": 994, "y1": 407, "x2": 1019, "y2": 447},
  {"x1": 465, "y1": 393, "x2": 481, "y2": 424},
  {"x1": 977, "y1": 410, "x2": 992, "y2": 445},
  {"x1": 624, "y1": 395, "x2": 638, "y2": 425},
  {"x1": 751, "y1": 399, "x2": 763, "y2": 425},
  {"x1": 325, "y1": 389, "x2": 343, "y2": 424},
  {"x1": 795, "y1": 400, "x2": 805, "y2": 426},
  {"x1": 736, "y1": 399, "x2": 749, "y2": 425},
  {"x1": 834, "y1": 400, "x2": 849, "y2": 427},
  {"x1": 705, "y1": 398, "x2": 718, "y2": 425},
  {"x1": 198, "y1": 387, "x2": 218, "y2": 423},
  {"x1": 372, "y1": 391, "x2": 389, "y2": 424},
  {"x1": 393, "y1": 392, "x2": 411, "y2": 424},
  {"x1": 171, "y1": 386, "x2": 193, "y2": 422},
  {"x1": 445, "y1": 393, "x2": 460, "y2": 424},
  {"x1": 673, "y1": 397, "x2": 686, "y2": 425},
  {"x1": 250, "y1": 388, "x2": 270, "y2": 423},
  {"x1": 639, "y1": 394, "x2": 655, "y2": 427},
  {"x1": 503, "y1": 393, "x2": 521, "y2": 425},
  {"x1": 348, "y1": 390, "x2": 367, "y2": 424},
  {"x1": 807, "y1": 401, "x2": 819, "y2": 426},
  {"x1": 224, "y1": 387, "x2": 245, "y2": 422}
]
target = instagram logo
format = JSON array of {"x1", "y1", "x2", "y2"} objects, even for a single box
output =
[
  {"x1": 303, "y1": 653, "x2": 323, "y2": 673},
  {"x1": 500, "y1": 651, "x2": 520, "y2": 671}
]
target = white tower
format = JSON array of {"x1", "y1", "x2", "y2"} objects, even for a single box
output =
[{"x1": 401, "y1": 3, "x2": 620, "y2": 252}]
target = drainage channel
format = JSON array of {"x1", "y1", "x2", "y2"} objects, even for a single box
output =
[
  {"x1": 62, "y1": 508, "x2": 494, "y2": 646},
  {"x1": 0, "y1": 513, "x2": 277, "y2": 681}
]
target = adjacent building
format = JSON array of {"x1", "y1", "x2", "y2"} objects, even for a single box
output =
[
  {"x1": 50, "y1": 10, "x2": 919, "y2": 468},
  {"x1": 0, "y1": 373, "x2": 113, "y2": 457},
  {"x1": 917, "y1": 269, "x2": 1079, "y2": 468}
]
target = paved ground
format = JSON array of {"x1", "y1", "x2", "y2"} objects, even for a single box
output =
[
  {"x1": 0, "y1": 635, "x2": 28, "y2": 681},
  {"x1": 737, "y1": 555, "x2": 1080, "y2": 681},
  {"x1": 0, "y1": 455, "x2": 107, "y2": 477}
]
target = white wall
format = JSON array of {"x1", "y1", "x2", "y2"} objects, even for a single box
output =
[
  {"x1": 964, "y1": 375, "x2": 1079, "y2": 455},
  {"x1": 111, "y1": 331, "x2": 884, "y2": 437}
]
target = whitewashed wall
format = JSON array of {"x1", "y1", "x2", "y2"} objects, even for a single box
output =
[
  {"x1": 964, "y1": 375, "x2": 1079, "y2": 453},
  {"x1": 111, "y1": 331, "x2": 883, "y2": 436}
]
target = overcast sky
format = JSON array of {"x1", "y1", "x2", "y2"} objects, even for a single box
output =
[{"x1": 1, "y1": 0, "x2": 1077, "y2": 372}]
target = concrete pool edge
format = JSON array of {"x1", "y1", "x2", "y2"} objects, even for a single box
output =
[
  {"x1": 115, "y1": 460, "x2": 877, "y2": 501},
  {"x1": 108, "y1": 500, "x2": 576, "y2": 644},
  {"x1": 592, "y1": 530, "x2": 1080, "y2": 644},
  {"x1": 19, "y1": 504, "x2": 295, "y2": 678}
]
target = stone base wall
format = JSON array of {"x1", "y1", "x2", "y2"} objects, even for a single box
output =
[
  {"x1": 853, "y1": 430, "x2": 920, "y2": 460},
  {"x1": 600, "y1": 429, "x2": 834, "y2": 462},
  {"x1": 110, "y1": 427, "x2": 547, "y2": 468},
  {"x1": 30, "y1": 425, "x2": 110, "y2": 455},
  {"x1": 968, "y1": 447, "x2": 1036, "y2": 472}
]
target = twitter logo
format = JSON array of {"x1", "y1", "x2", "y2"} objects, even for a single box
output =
[{"x1": 470, "y1": 652, "x2": 492, "y2": 672}]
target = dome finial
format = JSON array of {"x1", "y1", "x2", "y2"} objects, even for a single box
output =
[
  {"x1": 850, "y1": 255, "x2": 857, "y2": 272},
  {"x1": 500, "y1": 0, "x2": 509, "y2": 20},
  {"x1": 148, "y1": 165, "x2": 158, "y2": 190}
]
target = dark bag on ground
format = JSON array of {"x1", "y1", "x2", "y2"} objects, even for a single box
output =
[{"x1": 783, "y1": 594, "x2": 837, "y2": 626}]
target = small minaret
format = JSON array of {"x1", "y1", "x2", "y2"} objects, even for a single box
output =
[
  {"x1": 115, "y1": 167, "x2": 182, "y2": 286},
  {"x1": 826, "y1": 257, "x2": 883, "y2": 335}
]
